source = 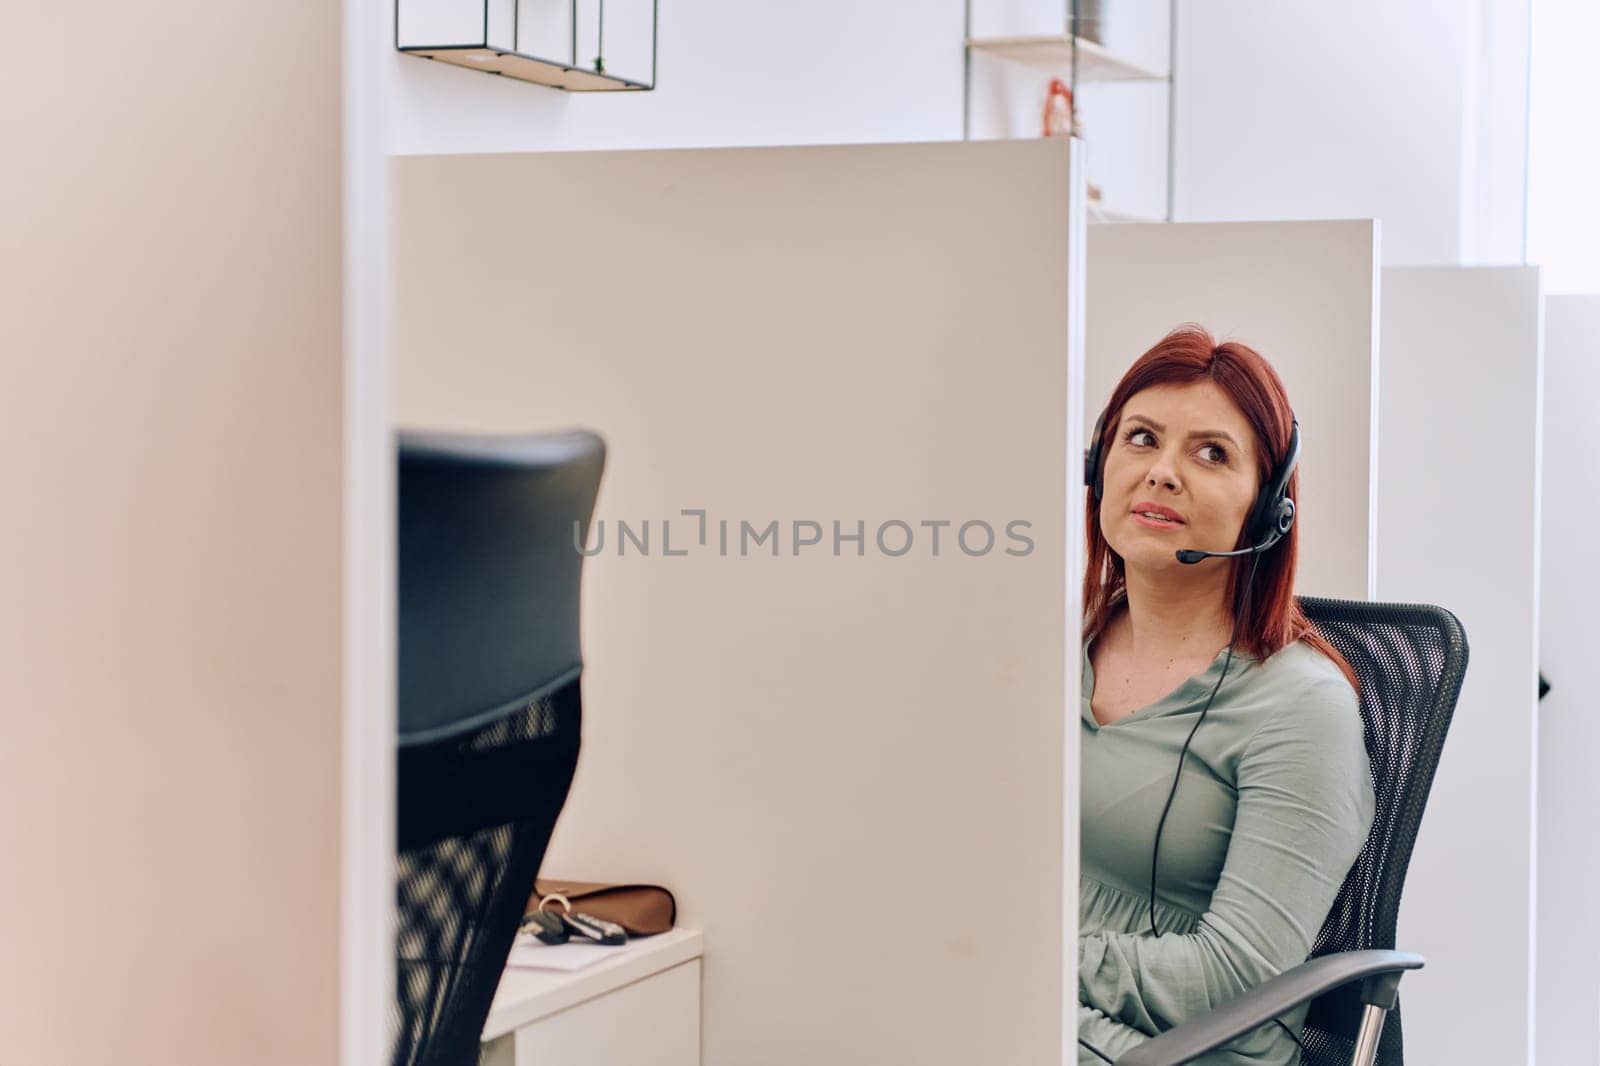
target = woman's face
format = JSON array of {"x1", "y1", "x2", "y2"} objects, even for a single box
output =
[{"x1": 1099, "y1": 381, "x2": 1261, "y2": 572}]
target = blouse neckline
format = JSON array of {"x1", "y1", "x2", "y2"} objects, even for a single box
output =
[{"x1": 1080, "y1": 633, "x2": 1258, "y2": 731}]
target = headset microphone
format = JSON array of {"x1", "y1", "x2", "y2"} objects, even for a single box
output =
[
  {"x1": 1177, "y1": 547, "x2": 1247, "y2": 563},
  {"x1": 1174, "y1": 525, "x2": 1288, "y2": 565}
]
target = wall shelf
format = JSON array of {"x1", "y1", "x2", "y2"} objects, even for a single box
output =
[
  {"x1": 396, "y1": 0, "x2": 657, "y2": 92},
  {"x1": 401, "y1": 45, "x2": 652, "y2": 91},
  {"x1": 961, "y1": 0, "x2": 1175, "y2": 222},
  {"x1": 1087, "y1": 203, "x2": 1161, "y2": 224},
  {"x1": 965, "y1": 34, "x2": 1165, "y2": 82}
]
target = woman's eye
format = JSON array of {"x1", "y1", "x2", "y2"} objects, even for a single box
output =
[
  {"x1": 1124, "y1": 428, "x2": 1155, "y2": 447},
  {"x1": 1201, "y1": 443, "x2": 1229, "y2": 464}
]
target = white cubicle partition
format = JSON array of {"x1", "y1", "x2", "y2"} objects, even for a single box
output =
[
  {"x1": 394, "y1": 139, "x2": 1086, "y2": 1066},
  {"x1": 1, "y1": 2, "x2": 347, "y2": 1063},
  {"x1": 1377, "y1": 267, "x2": 1543, "y2": 1066},
  {"x1": 1536, "y1": 294, "x2": 1600, "y2": 1066},
  {"x1": 1085, "y1": 221, "x2": 1381, "y2": 598}
]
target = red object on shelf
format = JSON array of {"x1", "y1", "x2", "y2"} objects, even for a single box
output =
[{"x1": 1042, "y1": 77, "x2": 1075, "y2": 137}]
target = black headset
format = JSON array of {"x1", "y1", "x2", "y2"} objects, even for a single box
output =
[{"x1": 1076, "y1": 404, "x2": 1305, "y2": 1065}]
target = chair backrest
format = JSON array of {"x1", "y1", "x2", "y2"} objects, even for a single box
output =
[
  {"x1": 1295, "y1": 596, "x2": 1470, "y2": 1066},
  {"x1": 392, "y1": 429, "x2": 605, "y2": 1066}
]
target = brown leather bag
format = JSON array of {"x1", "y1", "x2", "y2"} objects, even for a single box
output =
[{"x1": 529, "y1": 879, "x2": 677, "y2": 936}]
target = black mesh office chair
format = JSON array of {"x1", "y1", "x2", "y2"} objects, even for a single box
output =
[
  {"x1": 391, "y1": 429, "x2": 606, "y2": 1066},
  {"x1": 1121, "y1": 597, "x2": 1469, "y2": 1066}
]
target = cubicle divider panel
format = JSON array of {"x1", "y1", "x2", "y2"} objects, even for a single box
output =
[
  {"x1": 2, "y1": 2, "x2": 346, "y2": 1061},
  {"x1": 1377, "y1": 266, "x2": 1543, "y2": 1066},
  {"x1": 1536, "y1": 293, "x2": 1600, "y2": 1066},
  {"x1": 1086, "y1": 220, "x2": 1381, "y2": 599},
  {"x1": 395, "y1": 139, "x2": 1086, "y2": 1066}
]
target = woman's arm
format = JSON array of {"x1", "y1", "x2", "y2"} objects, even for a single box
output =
[
  {"x1": 1078, "y1": 1003, "x2": 1151, "y2": 1064},
  {"x1": 1078, "y1": 675, "x2": 1376, "y2": 1036}
]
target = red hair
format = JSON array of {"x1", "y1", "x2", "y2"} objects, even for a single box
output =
[{"x1": 1083, "y1": 325, "x2": 1357, "y2": 690}]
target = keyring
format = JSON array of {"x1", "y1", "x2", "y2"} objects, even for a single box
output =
[{"x1": 537, "y1": 893, "x2": 572, "y2": 915}]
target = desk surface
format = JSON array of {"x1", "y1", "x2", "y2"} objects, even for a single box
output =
[{"x1": 483, "y1": 928, "x2": 704, "y2": 1041}]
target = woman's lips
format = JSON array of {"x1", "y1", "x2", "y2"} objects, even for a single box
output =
[{"x1": 1132, "y1": 512, "x2": 1185, "y2": 530}]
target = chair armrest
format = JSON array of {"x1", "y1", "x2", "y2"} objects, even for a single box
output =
[{"x1": 1111, "y1": 949, "x2": 1423, "y2": 1066}]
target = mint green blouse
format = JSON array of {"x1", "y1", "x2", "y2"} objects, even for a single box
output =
[{"x1": 1077, "y1": 636, "x2": 1375, "y2": 1066}]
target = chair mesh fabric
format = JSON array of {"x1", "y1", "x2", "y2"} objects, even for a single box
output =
[
  {"x1": 1292, "y1": 597, "x2": 1469, "y2": 1066},
  {"x1": 391, "y1": 678, "x2": 582, "y2": 1066}
]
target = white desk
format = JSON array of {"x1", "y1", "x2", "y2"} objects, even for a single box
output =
[{"x1": 481, "y1": 929, "x2": 703, "y2": 1066}]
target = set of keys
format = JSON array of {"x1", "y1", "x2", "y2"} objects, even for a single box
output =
[{"x1": 520, "y1": 895, "x2": 627, "y2": 947}]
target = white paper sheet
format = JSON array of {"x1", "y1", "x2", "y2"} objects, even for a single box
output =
[{"x1": 504, "y1": 935, "x2": 631, "y2": 972}]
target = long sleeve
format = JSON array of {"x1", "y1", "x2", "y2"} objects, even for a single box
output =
[
  {"x1": 1078, "y1": 1004, "x2": 1151, "y2": 1064},
  {"x1": 1078, "y1": 674, "x2": 1375, "y2": 1042}
]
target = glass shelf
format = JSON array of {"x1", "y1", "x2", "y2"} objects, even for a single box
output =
[{"x1": 965, "y1": 34, "x2": 1167, "y2": 82}]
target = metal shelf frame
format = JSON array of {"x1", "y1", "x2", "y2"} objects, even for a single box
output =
[
  {"x1": 961, "y1": 0, "x2": 1176, "y2": 222},
  {"x1": 397, "y1": 0, "x2": 658, "y2": 92}
]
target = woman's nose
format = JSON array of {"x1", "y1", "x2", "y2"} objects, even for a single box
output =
[
  {"x1": 1146, "y1": 455, "x2": 1180, "y2": 490},
  {"x1": 1147, "y1": 471, "x2": 1178, "y2": 490}
]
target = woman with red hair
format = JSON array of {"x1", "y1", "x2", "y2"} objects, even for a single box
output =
[{"x1": 1077, "y1": 326, "x2": 1374, "y2": 1065}]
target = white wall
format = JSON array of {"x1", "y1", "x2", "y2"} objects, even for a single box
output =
[
  {"x1": 0, "y1": 1, "x2": 345, "y2": 1064},
  {"x1": 386, "y1": 0, "x2": 1174, "y2": 223},
  {"x1": 1085, "y1": 220, "x2": 1381, "y2": 600},
  {"x1": 387, "y1": 0, "x2": 966, "y2": 154},
  {"x1": 1527, "y1": 0, "x2": 1600, "y2": 291},
  {"x1": 385, "y1": 0, "x2": 1549, "y2": 265},
  {"x1": 1535, "y1": 294, "x2": 1600, "y2": 1066},
  {"x1": 1377, "y1": 267, "x2": 1543, "y2": 1066},
  {"x1": 1460, "y1": 0, "x2": 1532, "y2": 265},
  {"x1": 1174, "y1": 2, "x2": 1474, "y2": 264}
]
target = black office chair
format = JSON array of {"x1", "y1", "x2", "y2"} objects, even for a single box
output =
[
  {"x1": 1121, "y1": 596, "x2": 1469, "y2": 1066},
  {"x1": 391, "y1": 429, "x2": 606, "y2": 1066}
]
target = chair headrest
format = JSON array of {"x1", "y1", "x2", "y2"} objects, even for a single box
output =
[{"x1": 397, "y1": 428, "x2": 606, "y2": 746}]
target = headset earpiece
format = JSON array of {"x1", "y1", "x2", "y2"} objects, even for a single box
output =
[
  {"x1": 1084, "y1": 409, "x2": 1108, "y2": 502},
  {"x1": 1239, "y1": 417, "x2": 1299, "y2": 546},
  {"x1": 1273, "y1": 497, "x2": 1295, "y2": 536}
]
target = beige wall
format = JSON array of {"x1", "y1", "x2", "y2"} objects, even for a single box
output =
[
  {"x1": 1086, "y1": 220, "x2": 1381, "y2": 599},
  {"x1": 0, "y1": 3, "x2": 344, "y2": 1064},
  {"x1": 394, "y1": 140, "x2": 1083, "y2": 1066}
]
